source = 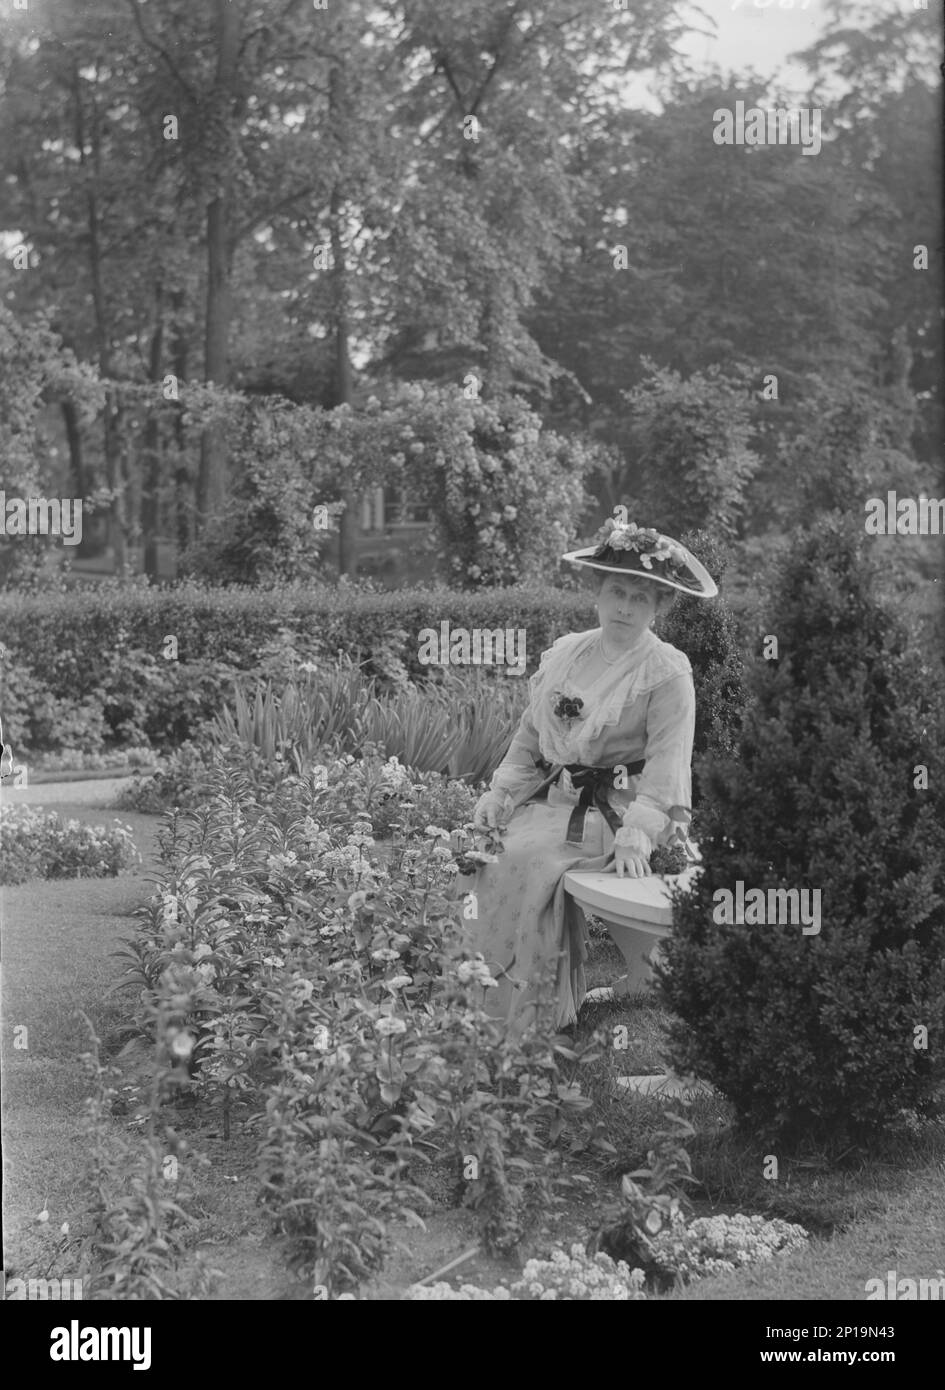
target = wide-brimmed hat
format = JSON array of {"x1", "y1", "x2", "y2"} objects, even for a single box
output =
[{"x1": 561, "y1": 520, "x2": 718, "y2": 598}]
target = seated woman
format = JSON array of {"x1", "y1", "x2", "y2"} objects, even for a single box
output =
[{"x1": 465, "y1": 520, "x2": 717, "y2": 1035}]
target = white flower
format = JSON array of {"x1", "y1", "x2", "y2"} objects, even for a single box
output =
[
  {"x1": 169, "y1": 1031, "x2": 194, "y2": 1061},
  {"x1": 262, "y1": 955, "x2": 285, "y2": 968},
  {"x1": 193, "y1": 942, "x2": 213, "y2": 961},
  {"x1": 386, "y1": 975, "x2": 413, "y2": 991},
  {"x1": 372, "y1": 947, "x2": 400, "y2": 963},
  {"x1": 455, "y1": 954, "x2": 498, "y2": 989},
  {"x1": 424, "y1": 825, "x2": 450, "y2": 840},
  {"x1": 375, "y1": 1016, "x2": 407, "y2": 1038},
  {"x1": 463, "y1": 849, "x2": 498, "y2": 865}
]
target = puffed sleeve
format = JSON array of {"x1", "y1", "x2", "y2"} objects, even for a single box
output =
[
  {"x1": 489, "y1": 702, "x2": 547, "y2": 808},
  {"x1": 620, "y1": 669, "x2": 695, "y2": 850},
  {"x1": 487, "y1": 633, "x2": 576, "y2": 808}
]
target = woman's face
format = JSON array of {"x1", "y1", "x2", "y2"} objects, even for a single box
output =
[{"x1": 596, "y1": 573, "x2": 662, "y2": 644}]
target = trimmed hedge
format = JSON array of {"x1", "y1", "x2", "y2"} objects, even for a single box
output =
[
  {"x1": 0, "y1": 582, "x2": 592, "y2": 753},
  {"x1": 0, "y1": 580, "x2": 593, "y2": 681},
  {"x1": 0, "y1": 573, "x2": 747, "y2": 762}
]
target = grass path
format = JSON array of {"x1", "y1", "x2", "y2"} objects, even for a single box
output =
[
  {"x1": 1, "y1": 800, "x2": 164, "y2": 1284},
  {"x1": 2, "y1": 792, "x2": 305, "y2": 1298}
]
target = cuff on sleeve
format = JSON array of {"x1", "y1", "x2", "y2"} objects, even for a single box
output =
[
  {"x1": 622, "y1": 801, "x2": 671, "y2": 843},
  {"x1": 614, "y1": 825, "x2": 652, "y2": 856}
]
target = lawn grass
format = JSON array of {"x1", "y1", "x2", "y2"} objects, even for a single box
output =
[
  {"x1": 1, "y1": 802, "x2": 164, "y2": 1285},
  {"x1": 659, "y1": 1163, "x2": 945, "y2": 1301}
]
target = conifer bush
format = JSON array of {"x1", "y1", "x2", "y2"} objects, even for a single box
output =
[{"x1": 660, "y1": 514, "x2": 945, "y2": 1141}]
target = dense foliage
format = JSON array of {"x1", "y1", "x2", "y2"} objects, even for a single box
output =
[
  {"x1": 0, "y1": 574, "x2": 747, "y2": 770},
  {"x1": 0, "y1": 2, "x2": 940, "y2": 581},
  {"x1": 0, "y1": 807, "x2": 139, "y2": 885},
  {"x1": 661, "y1": 515, "x2": 945, "y2": 1141}
]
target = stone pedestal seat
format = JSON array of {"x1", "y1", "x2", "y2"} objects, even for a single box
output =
[
  {"x1": 563, "y1": 862, "x2": 714, "y2": 1101},
  {"x1": 563, "y1": 863, "x2": 701, "y2": 994}
]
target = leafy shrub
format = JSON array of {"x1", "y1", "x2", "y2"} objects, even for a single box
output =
[
  {"x1": 388, "y1": 384, "x2": 599, "y2": 587},
  {"x1": 0, "y1": 304, "x2": 104, "y2": 590},
  {"x1": 621, "y1": 360, "x2": 760, "y2": 539},
  {"x1": 117, "y1": 742, "x2": 480, "y2": 830},
  {"x1": 0, "y1": 579, "x2": 592, "y2": 698},
  {"x1": 182, "y1": 382, "x2": 599, "y2": 588},
  {"x1": 0, "y1": 807, "x2": 139, "y2": 884},
  {"x1": 2, "y1": 656, "x2": 109, "y2": 754},
  {"x1": 1, "y1": 571, "x2": 744, "y2": 765},
  {"x1": 77, "y1": 1026, "x2": 211, "y2": 1300},
  {"x1": 657, "y1": 528, "x2": 750, "y2": 820},
  {"x1": 27, "y1": 746, "x2": 157, "y2": 775},
  {"x1": 660, "y1": 513, "x2": 945, "y2": 1142},
  {"x1": 114, "y1": 754, "x2": 599, "y2": 1290}
]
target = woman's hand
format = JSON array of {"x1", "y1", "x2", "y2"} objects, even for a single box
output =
[
  {"x1": 613, "y1": 825, "x2": 652, "y2": 878},
  {"x1": 614, "y1": 843, "x2": 650, "y2": 878},
  {"x1": 473, "y1": 789, "x2": 513, "y2": 831}
]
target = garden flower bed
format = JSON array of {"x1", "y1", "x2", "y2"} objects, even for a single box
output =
[
  {"x1": 52, "y1": 744, "x2": 815, "y2": 1300},
  {"x1": 0, "y1": 805, "x2": 140, "y2": 885}
]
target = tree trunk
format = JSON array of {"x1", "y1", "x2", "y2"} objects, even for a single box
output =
[
  {"x1": 170, "y1": 292, "x2": 192, "y2": 556},
  {"x1": 73, "y1": 61, "x2": 128, "y2": 576},
  {"x1": 61, "y1": 399, "x2": 86, "y2": 498},
  {"x1": 142, "y1": 284, "x2": 165, "y2": 579},
  {"x1": 327, "y1": 64, "x2": 358, "y2": 578},
  {"x1": 197, "y1": 0, "x2": 241, "y2": 530}
]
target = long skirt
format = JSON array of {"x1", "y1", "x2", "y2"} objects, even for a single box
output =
[{"x1": 460, "y1": 797, "x2": 615, "y2": 1035}]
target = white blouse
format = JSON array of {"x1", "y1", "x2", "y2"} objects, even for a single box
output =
[{"x1": 489, "y1": 627, "x2": 696, "y2": 849}]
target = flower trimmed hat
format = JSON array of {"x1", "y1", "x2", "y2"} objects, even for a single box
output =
[{"x1": 561, "y1": 519, "x2": 718, "y2": 598}]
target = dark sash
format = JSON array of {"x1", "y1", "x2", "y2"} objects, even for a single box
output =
[{"x1": 535, "y1": 757, "x2": 646, "y2": 845}]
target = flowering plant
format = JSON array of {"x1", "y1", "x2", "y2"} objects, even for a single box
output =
[
  {"x1": 0, "y1": 805, "x2": 139, "y2": 884},
  {"x1": 451, "y1": 823, "x2": 505, "y2": 875},
  {"x1": 405, "y1": 1246, "x2": 646, "y2": 1300},
  {"x1": 647, "y1": 1212, "x2": 809, "y2": 1282},
  {"x1": 648, "y1": 844, "x2": 689, "y2": 877}
]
